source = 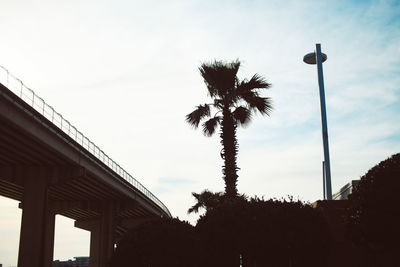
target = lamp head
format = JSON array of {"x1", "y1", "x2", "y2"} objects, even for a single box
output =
[{"x1": 303, "y1": 52, "x2": 327, "y2": 64}]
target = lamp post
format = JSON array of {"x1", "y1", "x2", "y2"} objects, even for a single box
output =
[{"x1": 304, "y1": 43, "x2": 332, "y2": 200}]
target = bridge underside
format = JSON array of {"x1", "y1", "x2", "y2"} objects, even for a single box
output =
[{"x1": 0, "y1": 83, "x2": 166, "y2": 267}]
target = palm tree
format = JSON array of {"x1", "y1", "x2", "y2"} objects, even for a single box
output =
[
  {"x1": 187, "y1": 189, "x2": 249, "y2": 214},
  {"x1": 188, "y1": 190, "x2": 224, "y2": 214},
  {"x1": 186, "y1": 60, "x2": 272, "y2": 198}
]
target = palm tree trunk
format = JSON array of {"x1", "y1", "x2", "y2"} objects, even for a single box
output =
[{"x1": 220, "y1": 108, "x2": 239, "y2": 198}]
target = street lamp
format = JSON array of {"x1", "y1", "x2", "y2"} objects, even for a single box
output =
[{"x1": 304, "y1": 43, "x2": 332, "y2": 200}]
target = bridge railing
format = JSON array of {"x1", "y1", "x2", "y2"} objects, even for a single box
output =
[{"x1": 0, "y1": 65, "x2": 171, "y2": 217}]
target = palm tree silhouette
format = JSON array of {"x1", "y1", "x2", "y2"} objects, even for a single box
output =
[
  {"x1": 186, "y1": 60, "x2": 272, "y2": 198},
  {"x1": 187, "y1": 190, "x2": 224, "y2": 214}
]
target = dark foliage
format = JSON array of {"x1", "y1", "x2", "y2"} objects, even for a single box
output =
[
  {"x1": 345, "y1": 153, "x2": 400, "y2": 263},
  {"x1": 110, "y1": 218, "x2": 199, "y2": 267},
  {"x1": 112, "y1": 198, "x2": 331, "y2": 267},
  {"x1": 187, "y1": 189, "x2": 248, "y2": 214},
  {"x1": 196, "y1": 197, "x2": 331, "y2": 267},
  {"x1": 188, "y1": 190, "x2": 225, "y2": 214}
]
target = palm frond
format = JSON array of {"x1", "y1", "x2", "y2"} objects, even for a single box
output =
[
  {"x1": 247, "y1": 74, "x2": 271, "y2": 90},
  {"x1": 202, "y1": 116, "x2": 221, "y2": 136},
  {"x1": 187, "y1": 192, "x2": 203, "y2": 214},
  {"x1": 199, "y1": 60, "x2": 240, "y2": 98},
  {"x1": 233, "y1": 106, "x2": 252, "y2": 126},
  {"x1": 185, "y1": 104, "x2": 210, "y2": 128},
  {"x1": 247, "y1": 96, "x2": 273, "y2": 116},
  {"x1": 236, "y1": 74, "x2": 271, "y2": 101},
  {"x1": 188, "y1": 190, "x2": 224, "y2": 214}
]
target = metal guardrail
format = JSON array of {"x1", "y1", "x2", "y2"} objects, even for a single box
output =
[{"x1": 0, "y1": 65, "x2": 171, "y2": 217}]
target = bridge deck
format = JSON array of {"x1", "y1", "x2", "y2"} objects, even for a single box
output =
[{"x1": 0, "y1": 67, "x2": 170, "y2": 267}]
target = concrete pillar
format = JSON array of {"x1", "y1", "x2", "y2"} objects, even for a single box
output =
[
  {"x1": 89, "y1": 222, "x2": 101, "y2": 267},
  {"x1": 17, "y1": 173, "x2": 55, "y2": 267},
  {"x1": 89, "y1": 202, "x2": 116, "y2": 267}
]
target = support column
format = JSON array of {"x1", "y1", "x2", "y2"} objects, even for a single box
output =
[
  {"x1": 89, "y1": 222, "x2": 101, "y2": 267},
  {"x1": 88, "y1": 202, "x2": 116, "y2": 267},
  {"x1": 17, "y1": 172, "x2": 55, "y2": 267}
]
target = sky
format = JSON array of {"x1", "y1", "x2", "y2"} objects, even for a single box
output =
[{"x1": 0, "y1": 0, "x2": 399, "y2": 265}]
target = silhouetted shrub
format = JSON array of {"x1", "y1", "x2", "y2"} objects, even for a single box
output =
[
  {"x1": 111, "y1": 218, "x2": 199, "y2": 267},
  {"x1": 194, "y1": 196, "x2": 247, "y2": 267},
  {"x1": 345, "y1": 153, "x2": 400, "y2": 264},
  {"x1": 196, "y1": 197, "x2": 331, "y2": 267}
]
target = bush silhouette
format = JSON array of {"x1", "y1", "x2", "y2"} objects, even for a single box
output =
[
  {"x1": 346, "y1": 153, "x2": 400, "y2": 264},
  {"x1": 111, "y1": 218, "x2": 199, "y2": 267},
  {"x1": 196, "y1": 197, "x2": 331, "y2": 267}
]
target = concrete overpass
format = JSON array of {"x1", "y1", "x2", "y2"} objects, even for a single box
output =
[{"x1": 0, "y1": 66, "x2": 171, "y2": 267}]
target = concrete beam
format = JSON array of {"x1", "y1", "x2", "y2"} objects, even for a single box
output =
[
  {"x1": 0, "y1": 165, "x2": 85, "y2": 187},
  {"x1": 50, "y1": 200, "x2": 102, "y2": 214},
  {"x1": 75, "y1": 218, "x2": 99, "y2": 232},
  {"x1": 119, "y1": 216, "x2": 157, "y2": 230}
]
